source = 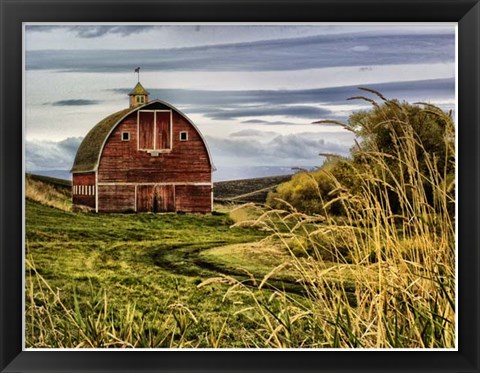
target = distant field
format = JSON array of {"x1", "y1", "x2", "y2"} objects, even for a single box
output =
[
  {"x1": 213, "y1": 174, "x2": 292, "y2": 203},
  {"x1": 26, "y1": 173, "x2": 72, "y2": 188}
]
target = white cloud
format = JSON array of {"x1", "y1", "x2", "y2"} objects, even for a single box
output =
[
  {"x1": 26, "y1": 137, "x2": 82, "y2": 171},
  {"x1": 206, "y1": 131, "x2": 353, "y2": 167},
  {"x1": 25, "y1": 24, "x2": 455, "y2": 51}
]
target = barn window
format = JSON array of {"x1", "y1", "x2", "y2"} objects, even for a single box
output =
[
  {"x1": 179, "y1": 131, "x2": 188, "y2": 141},
  {"x1": 122, "y1": 131, "x2": 130, "y2": 141}
]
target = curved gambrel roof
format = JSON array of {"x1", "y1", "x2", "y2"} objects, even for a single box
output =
[{"x1": 71, "y1": 100, "x2": 215, "y2": 173}]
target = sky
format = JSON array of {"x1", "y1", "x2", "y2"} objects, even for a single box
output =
[{"x1": 25, "y1": 24, "x2": 456, "y2": 181}]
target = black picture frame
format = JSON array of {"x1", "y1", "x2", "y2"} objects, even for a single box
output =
[{"x1": 1, "y1": 0, "x2": 479, "y2": 372}]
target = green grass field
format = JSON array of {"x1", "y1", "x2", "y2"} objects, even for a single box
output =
[{"x1": 26, "y1": 198, "x2": 294, "y2": 347}]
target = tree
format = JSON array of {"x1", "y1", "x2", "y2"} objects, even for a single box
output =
[
  {"x1": 346, "y1": 94, "x2": 454, "y2": 214},
  {"x1": 267, "y1": 91, "x2": 455, "y2": 217}
]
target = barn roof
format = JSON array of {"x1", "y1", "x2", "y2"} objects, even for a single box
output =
[
  {"x1": 128, "y1": 82, "x2": 149, "y2": 96},
  {"x1": 71, "y1": 107, "x2": 134, "y2": 173},
  {"x1": 71, "y1": 100, "x2": 215, "y2": 173}
]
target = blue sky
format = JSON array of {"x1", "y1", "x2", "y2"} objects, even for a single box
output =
[{"x1": 25, "y1": 24, "x2": 456, "y2": 181}]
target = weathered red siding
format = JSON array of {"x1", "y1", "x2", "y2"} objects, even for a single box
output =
[
  {"x1": 72, "y1": 173, "x2": 95, "y2": 208},
  {"x1": 97, "y1": 185, "x2": 136, "y2": 213},
  {"x1": 175, "y1": 185, "x2": 212, "y2": 213},
  {"x1": 97, "y1": 111, "x2": 211, "y2": 184}
]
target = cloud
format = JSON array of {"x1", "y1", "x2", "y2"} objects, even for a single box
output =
[
  {"x1": 350, "y1": 45, "x2": 370, "y2": 52},
  {"x1": 230, "y1": 129, "x2": 278, "y2": 137},
  {"x1": 26, "y1": 137, "x2": 83, "y2": 171},
  {"x1": 145, "y1": 78, "x2": 453, "y2": 107},
  {"x1": 68, "y1": 26, "x2": 154, "y2": 38},
  {"x1": 26, "y1": 32, "x2": 454, "y2": 72},
  {"x1": 27, "y1": 25, "x2": 154, "y2": 38},
  {"x1": 138, "y1": 78, "x2": 453, "y2": 121},
  {"x1": 206, "y1": 132, "x2": 352, "y2": 165},
  {"x1": 49, "y1": 99, "x2": 101, "y2": 106},
  {"x1": 241, "y1": 119, "x2": 294, "y2": 125},
  {"x1": 199, "y1": 105, "x2": 332, "y2": 121}
]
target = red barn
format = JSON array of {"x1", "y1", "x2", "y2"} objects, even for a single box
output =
[{"x1": 71, "y1": 82, "x2": 214, "y2": 213}]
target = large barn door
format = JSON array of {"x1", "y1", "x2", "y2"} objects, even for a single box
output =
[
  {"x1": 136, "y1": 184, "x2": 175, "y2": 212},
  {"x1": 137, "y1": 185, "x2": 153, "y2": 212}
]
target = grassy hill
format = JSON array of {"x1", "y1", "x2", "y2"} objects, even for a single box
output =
[
  {"x1": 26, "y1": 173, "x2": 72, "y2": 211},
  {"x1": 24, "y1": 175, "x2": 308, "y2": 348},
  {"x1": 213, "y1": 174, "x2": 292, "y2": 203}
]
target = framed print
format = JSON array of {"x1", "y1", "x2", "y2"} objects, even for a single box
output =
[{"x1": 1, "y1": 0, "x2": 479, "y2": 372}]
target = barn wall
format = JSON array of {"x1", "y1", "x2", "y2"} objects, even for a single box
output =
[
  {"x1": 97, "y1": 111, "x2": 211, "y2": 184},
  {"x1": 175, "y1": 185, "x2": 212, "y2": 213},
  {"x1": 97, "y1": 185, "x2": 136, "y2": 213},
  {"x1": 72, "y1": 172, "x2": 95, "y2": 208}
]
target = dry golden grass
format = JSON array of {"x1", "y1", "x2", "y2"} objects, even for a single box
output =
[
  {"x1": 25, "y1": 176, "x2": 72, "y2": 211},
  {"x1": 219, "y1": 99, "x2": 455, "y2": 348}
]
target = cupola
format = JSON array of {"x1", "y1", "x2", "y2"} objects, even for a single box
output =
[{"x1": 128, "y1": 82, "x2": 149, "y2": 108}]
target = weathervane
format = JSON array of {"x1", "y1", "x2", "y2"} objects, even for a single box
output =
[{"x1": 134, "y1": 66, "x2": 140, "y2": 82}]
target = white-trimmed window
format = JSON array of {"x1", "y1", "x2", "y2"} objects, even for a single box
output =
[
  {"x1": 122, "y1": 131, "x2": 130, "y2": 141},
  {"x1": 179, "y1": 131, "x2": 188, "y2": 141}
]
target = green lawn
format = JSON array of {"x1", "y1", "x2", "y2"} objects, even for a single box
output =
[{"x1": 26, "y1": 200, "x2": 275, "y2": 347}]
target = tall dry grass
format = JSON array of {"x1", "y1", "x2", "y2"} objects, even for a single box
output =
[
  {"x1": 25, "y1": 175, "x2": 72, "y2": 211},
  {"x1": 221, "y1": 98, "x2": 455, "y2": 348}
]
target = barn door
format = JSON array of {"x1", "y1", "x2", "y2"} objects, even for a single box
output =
[
  {"x1": 136, "y1": 185, "x2": 175, "y2": 212},
  {"x1": 153, "y1": 185, "x2": 175, "y2": 212},
  {"x1": 156, "y1": 112, "x2": 171, "y2": 150},
  {"x1": 138, "y1": 111, "x2": 154, "y2": 150}
]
